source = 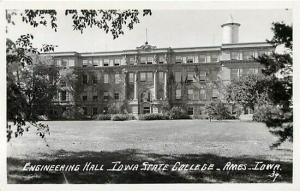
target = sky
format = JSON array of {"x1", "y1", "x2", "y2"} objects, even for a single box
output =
[{"x1": 6, "y1": 9, "x2": 292, "y2": 52}]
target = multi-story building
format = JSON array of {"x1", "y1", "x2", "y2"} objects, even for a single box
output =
[{"x1": 46, "y1": 18, "x2": 273, "y2": 118}]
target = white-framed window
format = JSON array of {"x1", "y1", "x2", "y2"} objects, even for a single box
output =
[
  {"x1": 103, "y1": 91, "x2": 109, "y2": 101},
  {"x1": 200, "y1": 71, "x2": 207, "y2": 81},
  {"x1": 243, "y1": 51, "x2": 254, "y2": 60},
  {"x1": 129, "y1": 73, "x2": 134, "y2": 83},
  {"x1": 129, "y1": 57, "x2": 135, "y2": 65},
  {"x1": 115, "y1": 74, "x2": 121, "y2": 84},
  {"x1": 140, "y1": 72, "x2": 146, "y2": 81},
  {"x1": 56, "y1": 59, "x2": 62, "y2": 67},
  {"x1": 187, "y1": 72, "x2": 195, "y2": 82},
  {"x1": 159, "y1": 56, "x2": 165, "y2": 64},
  {"x1": 147, "y1": 72, "x2": 153, "y2": 81},
  {"x1": 93, "y1": 59, "x2": 99, "y2": 67},
  {"x1": 188, "y1": 89, "x2": 194, "y2": 100},
  {"x1": 175, "y1": 89, "x2": 181, "y2": 99},
  {"x1": 231, "y1": 52, "x2": 240, "y2": 60},
  {"x1": 211, "y1": 54, "x2": 219, "y2": 62},
  {"x1": 103, "y1": 59, "x2": 109, "y2": 66},
  {"x1": 147, "y1": 57, "x2": 153, "y2": 64},
  {"x1": 104, "y1": 74, "x2": 109, "y2": 83},
  {"x1": 199, "y1": 55, "x2": 206, "y2": 63},
  {"x1": 114, "y1": 59, "x2": 120, "y2": 66},
  {"x1": 175, "y1": 56, "x2": 182, "y2": 64},
  {"x1": 187, "y1": 56, "x2": 194, "y2": 63},
  {"x1": 200, "y1": 89, "x2": 206, "y2": 100},
  {"x1": 212, "y1": 89, "x2": 219, "y2": 99},
  {"x1": 69, "y1": 59, "x2": 75, "y2": 67},
  {"x1": 175, "y1": 72, "x2": 181, "y2": 82},
  {"x1": 82, "y1": 60, "x2": 88, "y2": 67},
  {"x1": 140, "y1": 57, "x2": 147, "y2": 64}
]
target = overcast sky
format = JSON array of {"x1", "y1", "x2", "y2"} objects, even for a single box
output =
[{"x1": 6, "y1": 9, "x2": 292, "y2": 52}]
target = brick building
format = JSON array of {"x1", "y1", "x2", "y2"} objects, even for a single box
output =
[{"x1": 46, "y1": 18, "x2": 273, "y2": 118}]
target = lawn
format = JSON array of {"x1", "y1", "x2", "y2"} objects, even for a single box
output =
[{"x1": 7, "y1": 120, "x2": 293, "y2": 183}]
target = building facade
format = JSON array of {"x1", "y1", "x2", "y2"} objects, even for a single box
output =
[{"x1": 46, "y1": 19, "x2": 273, "y2": 118}]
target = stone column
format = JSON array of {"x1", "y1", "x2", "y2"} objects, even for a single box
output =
[
  {"x1": 123, "y1": 71, "x2": 127, "y2": 100},
  {"x1": 133, "y1": 72, "x2": 138, "y2": 100},
  {"x1": 164, "y1": 72, "x2": 167, "y2": 99},
  {"x1": 153, "y1": 71, "x2": 157, "y2": 100}
]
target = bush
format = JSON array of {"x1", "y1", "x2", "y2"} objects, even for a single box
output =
[
  {"x1": 168, "y1": 106, "x2": 190, "y2": 120},
  {"x1": 111, "y1": 114, "x2": 135, "y2": 121},
  {"x1": 139, "y1": 113, "x2": 169, "y2": 120},
  {"x1": 205, "y1": 102, "x2": 234, "y2": 120},
  {"x1": 94, "y1": 114, "x2": 111, "y2": 120},
  {"x1": 253, "y1": 104, "x2": 280, "y2": 122}
]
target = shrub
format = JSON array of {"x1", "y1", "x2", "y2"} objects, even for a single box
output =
[
  {"x1": 168, "y1": 106, "x2": 190, "y2": 120},
  {"x1": 253, "y1": 104, "x2": 280, "y2": 122},
  {"x1": 139, "y1": 113, "x2": 169, "y2": 120},
  {"x1": 94, "y1": 114, "x2": 111, "y2": 120},
  {"x1": 111, "y1": 114, "x2": 135, "y2": 121},
  {"x1": 205, "y1": 102, "x2": 234, "y2": 120}
]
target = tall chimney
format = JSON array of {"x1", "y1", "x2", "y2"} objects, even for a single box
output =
[{"x1": 221, "y1": 15, "x2": 240, "y2": 44}]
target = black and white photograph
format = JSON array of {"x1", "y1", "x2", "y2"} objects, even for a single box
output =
[{"x1": 2, "y1": 0, "x2": 300, "y2": 190}]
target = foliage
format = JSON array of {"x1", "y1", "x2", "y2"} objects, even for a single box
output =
[
  {"x1": 62, "y1": 106, "x2": 85, "y2": 120},
  {"x1": 6, "y1": 9, "x2": 152, "y2": 142},
  {"x1": 205, "y1": 101, "x2": 234, "y2": 120},
  {"x1": 139, "y1": 113, "x2": 169, "y2": 120},
  {"x1": 168, "y1": 106, "x2": 191, "y2": 120},
  {"x1": 255, "y1": 22, "x2": 293, "y2": 147},
  {"x1": 111, "y1": 114, "x2": 135, "y2": 121},
  {"x1": 94, "y1": 114, "x2": 112, "y2": 121}
]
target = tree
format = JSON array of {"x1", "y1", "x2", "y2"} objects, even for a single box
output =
[
  {"x1": 205, "y1": 101, "x2": 233, "y2": 121},
  {"x1": 255, "y1": 22, "x2": 293, "y2": 148},
  {"x1": 6, "y1": 9, "x2": 152, "y2": 141}
]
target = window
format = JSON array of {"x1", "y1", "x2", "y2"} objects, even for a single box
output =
[
  {"x1": 129, "y1": 57, "x2": 135, "y2": 65},
  {"x1": 143, "y1": 106, "x2": 150, "y2": 114},
  {"x1": 175, "y1": 56, "x2": 182, "y2": 64},
  {"x1": 69, "y1": 59, "x2": 75, "y2": 67},
  {"x1": 243, "y1": 51, "x2": 254, "y2": 60},
  {"x1": 176, "y1": 89, "x2": 181, "y2": 99},
  {"x1": 104, "y1": 92, "x2": 109, "y2": 101},
  {"x1": 93, "y1": 59, "x2": 99, "y2": 67},
  {"x1": 92, "y1": 107, "x2": 98, "y2": 115},
  {"x1": 187, "y1": 72, "x2": 195, "y2": 82},
  {"x1": 83, "y1": 107, "x2": 87, "y2": 115},
  {"x1": 231, "y1": 69, "x2": 239, "y2": 80},
  {"x1": 140, "y1": 72, "x2": 146, "y2": 81},
  {"x1": 129, "y1": 73, "x2": 134, "y2": 83},
  {"x1": 200, "y1": 71, "x2": 207, "y2": 81},
  {"x1": 103, "y1": 59, "x2": 109, "y2": 66},
  {"x1": 82, "y1": 95, "x2": 87, "y2": 101},
  {"x1": 147, "y1": 57, "x2": 153, "y2": 64},
  {"x1": 231, "y1": 52, "x2": 240, "y2": 60},
  {"x1": 92, "y1": 75, "x2": 97, "y2": 84},
  {"x1": 93, "y1": 94, "x2": 98, "y2": 101},
  {"x1": 159, "y1": 56, "x2": 165, "y2": 64},
  {"x1": 115, "y1": 74, "x2": 121, "y2": 84},
  {"x1": 211, "y1": 55, "x2": 219, "y2": 62},
  {"x1": 187, "y1": 56, "x2": 194, "y2": 63},
  {"x1": 82, "y1": 74, "x2": 88, "y2": 84},
  {"x1": 188, "y1": 89, "x2": 193, "y2": 100},
  {"x1": 61, "y1": 59, "x2": 68, "y2": 68},
  {"x1": 114, "y1": 59, "x2": 120, "y2": 66},
  {"x1": 61, "y1": 91, "x2": 66, "y2": 101},
  {"x1": 200, "y1": 89, "x2": 206, "y2": 100},
  {"x1": 175, "y1": 72, "x2": 181, "y2": 82},
  {"x1": 147, "y1": 72, "x2": 153, "y2": 81},
  {"x1": 114, "y1": 93, "x2": 119, "y2": 100},
  {"x1": 187, "y1": 107, "x2": 194, "y2": 115},
  {"x1": 199, "y1": 55, "x2": 206, "y2": 63},
  {"x1": 56, "y1": 59, "x2": 62, "y2": 67},
  {"x1": 212, "y1": 89, "x2": 219, "y2": 99},
  {"x1": 104, "y1": 74, "x2": 109, "y2": 83},
  {"x1": 159, "y1": 72, "x2": 164, "y2": 82},
  {"x1": 140, "y1": 57, "x2": 147, "y2": 64},
  {"x1": 82, "y1": 60, "x2": 88, "y2": 67}
]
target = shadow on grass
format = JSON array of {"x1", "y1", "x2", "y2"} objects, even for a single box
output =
[{"x1": 7, "y1": 149, "x2": 292, "y2": 184}]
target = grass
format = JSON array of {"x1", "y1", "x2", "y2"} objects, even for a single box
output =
[{"x1": 7, "y1": 120, "x2": 293, "y2": 183}]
